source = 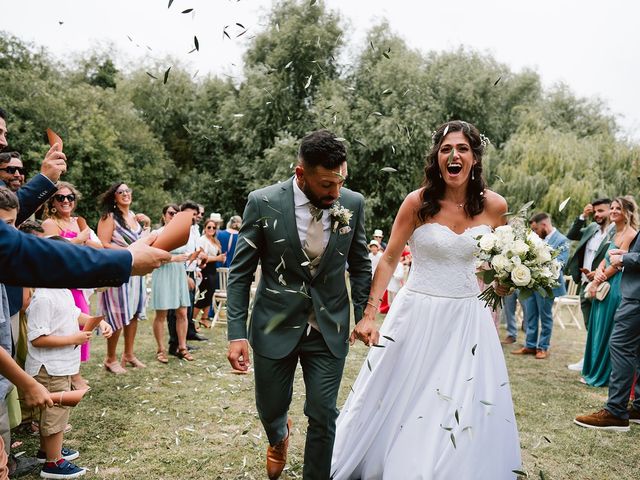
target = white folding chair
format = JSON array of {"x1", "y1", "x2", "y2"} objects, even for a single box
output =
[
  {"x1": 553, "y1": 278, "x2": 582, "y2": 330},
  {"x1": 212, "y1": 267, "x2": 229, "y2": 327}
]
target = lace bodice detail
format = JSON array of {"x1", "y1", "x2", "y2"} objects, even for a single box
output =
[{"x1": 405, "y1": 223, "x2": 491, "y2": 298}]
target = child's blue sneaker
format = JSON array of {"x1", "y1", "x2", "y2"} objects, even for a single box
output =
[
  {"x1": 36, "y1": 447, "x2": 80, "y2": 464},
  {"x1": 40, "y1": 459, "x2": 86, "y2": 478}
]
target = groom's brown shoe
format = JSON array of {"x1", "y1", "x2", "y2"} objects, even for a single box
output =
[
  {"x1": 511, "y1": 347, "x2": 536, "y2": 355},
  {"x1": 266, "y1": 418, "x2": 292, "y2": 479}
]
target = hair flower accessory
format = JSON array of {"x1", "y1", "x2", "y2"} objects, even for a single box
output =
[{"x1": 329, "y1": 202, "x2": 353, "y2": 232}]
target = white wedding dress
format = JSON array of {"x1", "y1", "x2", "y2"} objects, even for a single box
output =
[{"x1": 331, "y1": 223, "x2": 521, "y2": 479}]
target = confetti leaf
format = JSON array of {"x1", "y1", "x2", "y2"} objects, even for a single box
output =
[
  {"x1": 367, "y1": 359, "x2": 372, "y2": 371},
  {"x1": 167, "y1": 0, "x2": 174, "y2": 8},
  {"x1": 146, "y1": 72, "x2": 158, "y2": 80},
  {"x1": 454, "y1": 409, "x2": 460, "y2": 424},
  {"x1": 512, "y1": 470, "x2": 527, "y2": 477},
  {"x1": 471, "y1": 344, "x2": 477, "y2": 355},
  {"x1": 284, "y1": 61, "x2": 293, "y2": 69},
  {"x1": 450, "y1": 433, "x2": 456, "y2": 449},
  {"x1": 494, "y1": 76, "x2": 502, "y2": 86},
  {"x1": 163, "y1": 67, "x2": 171, "y2": 84},
  {"x1": 181, "y1": 8, "x2": 193, "y2": 14},
  {"x1": 382, "y1": 335, "x2": 395, "y2": 342},
  {"x1": 309, "y1": 0, "x2": 317, "y2": 5},
  {"x1": 354, "y1": 139, "x2": 368, "y2": 148},
  {"x1": 519, "y1": 200, "x2": 535, "y2": 212},
  {"x1": 243, "y1": 237, "x2": 257, "y2": 249},
  {"x1": 480, "y1": 400, "x2": 494, "y2": 406},
  {"x1": 380, "y1": 167, "x2": 397, "y2": 173},
  {"x1": 558, "y1": 197, "x2": 571, "y2": 212},
  {"x1": 264, "y1": 313, "x2": 287, "y2": 334},
  {"x1": 382, "y1": 88, "x2": 392, "y2": 95},
  {"x1": 194, "y1": 36, "x2": 199, "y2": 51},
  {"x1": 236, "y1": 22, "x2": 245, "y2": 29},
  {"x1": 304, "y1": 75, "x2": 313, "y2": 89}
]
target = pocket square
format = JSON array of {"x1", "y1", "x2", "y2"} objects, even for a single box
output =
[{"x1": 339, "y1": 226, "x2": 351, "y2": 235}]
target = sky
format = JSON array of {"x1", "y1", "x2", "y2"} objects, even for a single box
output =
[{"x1": 2, "y1": 0, "x2": 639, "y2": 140}]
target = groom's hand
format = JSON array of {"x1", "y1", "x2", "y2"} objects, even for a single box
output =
[
  {"x1": 227, "y1": 340, "x2": 251, "y2": 371},
  {"x1": 350, "y1": 317, "x2": 380, "y2": 347}
]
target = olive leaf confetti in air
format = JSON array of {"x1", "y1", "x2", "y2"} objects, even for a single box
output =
[
  {"x1": 381, "y1": 167, "x2": 397, "y2": 173},
  {"x1": 558, "y1": 197, "x2": 571, "y2": 212},
  {"x1": 163, "y1": 67, "x2": 171, "y2": 84}
]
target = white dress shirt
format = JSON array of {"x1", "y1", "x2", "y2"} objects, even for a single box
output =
[
  {"x1": 582, "y1": 224, "x2": 612, "y2": 282},
  {"x1": 185, "y1": 224, "x2": 201, "y2": 272},
  {"x1": 25, "y1": 289, "x2": 81, "y2": 376},
  {"x1": 292, "y1": 177, "x2": 331, "y2": 248}
]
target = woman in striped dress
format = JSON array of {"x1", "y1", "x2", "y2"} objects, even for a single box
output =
[{"x1": 97, "y1": 183, "x2": 151, "y2": 374}]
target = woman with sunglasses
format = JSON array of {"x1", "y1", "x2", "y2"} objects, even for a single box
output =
[
  {"x1": 149, "y1": 204, "x2": 194, "y2": 363},
  {"x1": 192, "y1": 219, "x2": 226, "y2": 328},
  {"x1": 42, "y1": 182, "x2": 103, "y2": 389},
  {"x1": 97, "y1": 183, "x2": 151, "y2": 374}
]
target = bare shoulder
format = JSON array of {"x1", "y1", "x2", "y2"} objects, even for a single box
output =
[
  {"x1": 483, "y1": 190, "x2": 508, "y2": 226},
  {"x1": 403, "y1": 188, "x2": 424, "y2": 209}
]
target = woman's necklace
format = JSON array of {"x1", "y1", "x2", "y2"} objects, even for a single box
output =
[{"x1": 615, "y1": 224, "x2": 628, "y2": 246}]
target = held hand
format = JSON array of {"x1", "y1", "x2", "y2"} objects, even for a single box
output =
[
  {"x1": 187, "y1": 276, "x2": 196, "y2": 290},
  {"x1": 23, "y1": 379, "x2": 54, "y2": 409},
  {"x1": 227, "y1": 340, "x2": 251, "y2": 371},
  {"x1": 494, "y1": 283, "x2": 511, "y2": 297},
  {"x1": 585, "y1": 271, "x2": 596, "y2": 281},
  {"x1": 129, "y1": 232, "x2": 172, "y2": 276},
  {"x1": 41, "y1": 143, "x2": 67, "y2": 182},
  {"x1": 349, "y1": 314, "x2": 380, "y2": 347},
  {"x1": 218, "y1": 253, "x2": 227, "y2": 263},
  {"x1": 99, "y1": 321, "x2": 113, "y2": 338},
  {"x1": 594, "y1": 270, "x2": 607, "y2": 283},
  {"x1": 609, "y1": 254, "x2": 624, "y2": 269},
  {"x1": 172, "y1": 253, "x2": 190, "y2": 263},
  {"x1": 582, "y1": 204, "x2": 593, "y2": 218},
  {"x1": 72, "y1": 331, "x2": 92, "y2": 346},
  {"x1": 587, "y1": 283, "x2": 598, "y2": 298}
]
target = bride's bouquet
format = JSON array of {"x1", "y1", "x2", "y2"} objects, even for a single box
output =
[{"x1": 474, "y1": 216, "x2": 562, "y2": 311}]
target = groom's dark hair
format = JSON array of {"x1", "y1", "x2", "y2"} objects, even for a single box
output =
[{"x1": 298, "y1": 130, "x2": 346, "y2": 169}]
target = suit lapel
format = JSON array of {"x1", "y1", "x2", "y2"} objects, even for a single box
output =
[
  {"x1": 313, "y1": 223, "x2": 339, "y2": 280},
  {"x1": 574, "y1": 223, "x2": 598, "y2": 253},
  {"x1": 279, "y1": 178, "x2": 312, "y2": 280}
]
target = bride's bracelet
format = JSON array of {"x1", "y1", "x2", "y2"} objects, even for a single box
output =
[{"x1": 366, "y1": 301, "x2": 379, "y2": 309}]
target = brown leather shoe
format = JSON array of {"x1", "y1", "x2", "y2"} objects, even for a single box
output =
[
  {"x1": 574, "y1": 409, "x2": 630, "y2": 431},
  {"x1": 511, "y1": 347, "x2": 536, "y2": 355},
  {"x1": 266, "y1": 418, "x2": 292, "y2": 479},
  {"x1": 629, "y1": 408, "x2": 640, "y2": 425},
  {"x1": 535, "y1": 349, "x2": 549, "y2": 359},
  {"x1": 501, "y1": 336, "x2": 516, "y2": 345}
]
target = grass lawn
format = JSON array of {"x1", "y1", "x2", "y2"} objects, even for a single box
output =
[{"x1": 13, "y1": 309, "x2": 640, "y2": 479}]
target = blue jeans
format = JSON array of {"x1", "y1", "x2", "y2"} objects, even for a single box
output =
[
  {"x1": 503, "y1": 292, "x2": 518, "y2": 339},
  {"x1": 523, "y1": 293, "x2": 554, "y2": 351}
]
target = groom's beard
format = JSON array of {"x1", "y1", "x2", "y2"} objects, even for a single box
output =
[{"x1": 302, "y1": 183, "x2": 337, "y2": 210}]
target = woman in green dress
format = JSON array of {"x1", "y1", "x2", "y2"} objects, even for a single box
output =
[{"x1": 582, "y1": 196, "x2": 638, "y2": 386}]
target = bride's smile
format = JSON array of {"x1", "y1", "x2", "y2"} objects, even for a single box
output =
[{"x1": 438, "y1": 131, "x2": 475, "y2": 183}]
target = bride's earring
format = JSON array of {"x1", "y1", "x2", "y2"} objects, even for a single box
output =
[
  {"x1": 439, "y1": 171, "x2": 442, "y2": 179},
  {"x1": 471, "y1": 168, "x2": 475, "y2": 181}
]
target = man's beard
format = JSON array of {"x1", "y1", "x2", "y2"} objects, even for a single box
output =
[
  {"x1": 595, "y1": 216, "x2": 608, "y2": 226},
  {"x1": 302, "y1": 182, "x2": 336, "y2": 209}
]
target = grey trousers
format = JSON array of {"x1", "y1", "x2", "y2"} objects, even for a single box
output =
[{"x1": 605, "y1": 298, "x2": 640, "y2": 418}]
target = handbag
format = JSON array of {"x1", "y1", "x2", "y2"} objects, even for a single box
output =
[{"x1": 585, "y1": 281, "x2": 610, "y2": 301}]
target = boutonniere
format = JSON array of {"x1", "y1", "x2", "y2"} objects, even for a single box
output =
[{"x1": 329, "y1": 202, "x2": 353, "y2": 232}]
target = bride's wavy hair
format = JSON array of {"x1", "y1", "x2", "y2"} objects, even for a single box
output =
[{"x1": 418, "y1": 120, "x2": 488, "y2": 222}]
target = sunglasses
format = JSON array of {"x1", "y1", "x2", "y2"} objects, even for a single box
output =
[
  {"x1": 166, "y1": 210, "x2": 177, "y2": 217},
  {"x1": 54, "y1": 193, "x2": 76, "y2": 203},
  {"x1": 116, "y1": 188, "x2": 132, "y2": 195},
  {"x1": 0, "y1": 166, "x2": 25, "y2": 175},
  {"x1": 206, "y1": 225, "x2": 217, "y2": 230}
]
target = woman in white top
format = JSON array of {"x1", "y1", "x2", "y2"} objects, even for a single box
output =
[{"x1": 193, "y1": 219, "x2": 226, "y2": 328}]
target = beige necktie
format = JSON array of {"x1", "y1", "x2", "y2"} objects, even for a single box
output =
[
  {"x1": 303, "y1": 205, "x2": 324, "y2": 333},
  {"x1": 303, "y1": 205, "x2": 324, "y2": 269}
]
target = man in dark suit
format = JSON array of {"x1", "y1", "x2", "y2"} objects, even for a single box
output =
[
  {"x1": 574, "y1": 233, "x2": 640, "y2": 430},
  {"x1": 226, "y1": 130, "x2": 371, "y2": 479},
  {"x1": 565, "y1": 199, "x2": 614, "y2": 371}
]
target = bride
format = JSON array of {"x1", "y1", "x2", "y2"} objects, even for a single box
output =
[{"x1": 331, "y1": 120, "x2": 522, "y2": 479}]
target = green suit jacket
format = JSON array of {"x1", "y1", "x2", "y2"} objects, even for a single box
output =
[
  {"x1": 226, "y1": 177, "x2": 371, "y2": 359},
  {"x1": 565, "y1": 217, "x2": 613, "y2": 284}
]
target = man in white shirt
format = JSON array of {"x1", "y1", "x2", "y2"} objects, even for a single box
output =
[{"x1": 368, "y1": 240, "x2": 383, "y2": 277}]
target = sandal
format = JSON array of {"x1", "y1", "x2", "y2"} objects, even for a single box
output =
[
  {"x1": 121, "y1": 355, "x2": 147, "y2": 369},
  {"x1": 198, "y1": 318, "x2": 212, "y2": 329},
  {"x1": 104, "y1": 360, "x2": 127, "y2": 374},
  {"x1": 176, "y1": 348, "x2": 194, "y2": 361},
  {"x1": 156, "y1": 350, "x2": 169, "y2": 364}
]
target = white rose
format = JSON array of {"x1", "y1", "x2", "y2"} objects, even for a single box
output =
[
  {"x1": 540, "y1": 267, "x2": 552, "y2": 279},
  {"x1": 491, "y1": 254, "x2": 510, "y2": 273},
  {"x1": 511, "y1": 239, "x2": 529, "y2": 256},
  {"x1": 511, "y1": 264, "x2": 532, "y2": 287},
  {"x1": 495, "y1": 225, "x2": 514, "y2": 244},
  {"x1": 479, "y1": 233, "x2": 497, "y2": 252},
  {"x1": 527, "y1": 230, "x2": 543, "y2": 246},
  {"x1": 550, "y1": 260, "x2": 561, "y2": 278},
  {"x1": 535, "y1": 245, "x2": 552, "y2": 263}
]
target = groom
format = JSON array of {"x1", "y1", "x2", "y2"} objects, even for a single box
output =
[{"x1": 226, "y1": 130, "x2": 371, "y2": 479}]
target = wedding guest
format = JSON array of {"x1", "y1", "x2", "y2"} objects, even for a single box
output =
[
  {"x1": 97, "y1": 183, "x2": 150, "y2": 374},
  {"x1": 217, "y1": 215, "x2": 241, "y2": 268},
  {"x1": 0, "y1": 152, "x2": 24, "y2": 192},
  {"x1": 150, "y1": 205, "x2": 193, "y2": 363},
  {"x1": 18, "y1": 220, "x2": 44, "y2": 236},
  {"x1": 574, "y1": 208, "x2": 640, "y2": 431},
  {"x1": 26, "y1": 263, "x2": 112, "y2": 479},
  {"x1": 581, "y1": 197, "x2": 638, "y2": 386},
  {"x1": 565, "y1": 199, "x2": 613, "y2": 371},
  {"x1": 192, "y1": 219, "x2": 226, "y2": 328},
  {"x1": 368, "y1": 240, "x2": 383, "y2": 276},
  {"x1": 512, "y1": 213, "x2": 569, "y2": 359},
  {"x1": 372, "y1": 229, "x2": 387, "y2": 250},
  {"x1": 42, "y1": 182, "x2": 102, "y2": 389}
]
